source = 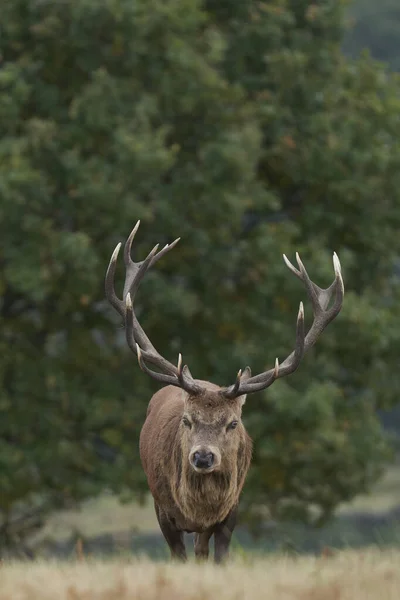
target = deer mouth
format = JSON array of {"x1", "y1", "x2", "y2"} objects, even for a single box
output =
[{"x1": 191, "y1": 464, "x2": 217, "y2": 475}]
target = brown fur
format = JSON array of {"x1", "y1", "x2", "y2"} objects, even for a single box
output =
[{"x1": 139, "y1": 380, "x2": 252, "y2": 548}]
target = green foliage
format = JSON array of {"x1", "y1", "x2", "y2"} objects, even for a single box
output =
[{"x1": 1, "y1": 0, "x2": 400, "y2": 549}]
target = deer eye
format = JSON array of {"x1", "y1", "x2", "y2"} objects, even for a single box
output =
[
  {"x1": 227, "y1": 420, "x2": 238, "y2": 431},
  {"x1": 182, "y1": 416, "x2": 192, "y2": 429}
]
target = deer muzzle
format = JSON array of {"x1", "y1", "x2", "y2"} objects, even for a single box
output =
[{"x1": 189, "y1": 446, "x2": 221, "y2": 473}]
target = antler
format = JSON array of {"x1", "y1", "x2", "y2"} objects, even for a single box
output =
[
  {"x1": 105, "y1": 221, "x2": 202, "y2": 395},
  {"x1": 106, "y1": 225, "x2": 344, "y2": 400},
  {"x1": 223, "y1": 252, "x2": 344, "y2": 398}
]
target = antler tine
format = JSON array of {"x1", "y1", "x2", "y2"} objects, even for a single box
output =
[
  {"x1": 281, "y1": 300, "x2": 306, "y2": 375},
  {"x1": 105, "y1": 242, "x2": 124, "y2": 317},
  {"x1": 285, "y1": 252, "x2": 343, "y2": 314},
  {"x1": 124, "y1": 293, "x2": 174, "y2": 375},
  {"x1": 150, "y1": 238, "x2": 181, "y2": 268},
  {"x1": 230, "y1": 359, "x2": 280, "y2": 396},
  {"x1": 123, "y1": 242, "x2": 159, "y2": 303},
  {"x1": 283, "y1": 253, "x2": 301, "y2": 277},
  {"x1": 177, "y1": 352, "x2": 183, "y2": 375},
  {"x1": 176, "y1": 353, "x2": 201, "y2": 391},
  {"x1": 124, "y1": 220, "x2": 181, "y2": 271},
  {"x1": 123, "y1": 237, "x2": 181, "y2": 303},
  {"x1": 123, "y1": 220, "x2": 141, "y2": 266},
  {"x1": 135, "y1": 343, "x2": 178, "y2": 384},
  {"x1": 133, "y1": 335, "x2": 201, "y2": 392},
  {"x1": 106, "y1": 224, "x2": 202, "y2": 395},
  {"x1": 294, "y1": 253, "x2": 322, "y2": 310},
  {"x1": 330, "y1": 252, "x2": 344, "y2": 317},
  {"x1": 223, "y1": 252, "x2": 343, "y2": 398},
  {"x1": 223, "y1": 299, "x2": 305, "y2": 398},
  {"x1": 224, "y1": 369, "x2": 243, "y2": 400}
]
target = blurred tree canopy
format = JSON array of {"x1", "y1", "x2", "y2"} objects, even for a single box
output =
[
  {"x1": 1, "y1": 0, "x2": 400, "y2": 550},
  {"x1": 343, "y1": 0, "x2": 400, "y2": 72}
]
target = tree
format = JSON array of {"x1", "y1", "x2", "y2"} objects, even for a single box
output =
[
  {"x1": 206, "y1": 0, "x2": 400, "y2": 524},
  {"x1": 1, "y1": 0, "x2": 400, "y2": 552},
  {"x1": 0, "y1": 0, "x2": 271, "y2": 552}
]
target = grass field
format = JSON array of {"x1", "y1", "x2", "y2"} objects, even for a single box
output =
[
  {"x1": 0, "y1": 549, "x2": 399, "y2": 599},
  {"x1": 24, "y1": 461, "x2": 400, "y2": 560},
  {"x1": 32, "y1": 462, "x2": 400, "y2": 544}
]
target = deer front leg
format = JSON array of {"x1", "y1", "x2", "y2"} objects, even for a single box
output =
[
  {"x1": 194, "y1": 530, "x2": 213, "y2": 561},
  {"x1": 154, "y1": 503, "x2": 187, "y2": 562},
  {"x1": 214, "y1": 507, "x2": 238, "y2": 564}
]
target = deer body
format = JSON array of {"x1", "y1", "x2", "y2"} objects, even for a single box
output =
[
  {"x1": 139, "y1": 382, "x2": 252, "y2": 556},
  {"x1": 105, "y1": 221, "x2": 344, "y2": 563}
]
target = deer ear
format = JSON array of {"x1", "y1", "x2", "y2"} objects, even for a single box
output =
[{"x1": 239, "y1": 394, "x2": 247, "y2": 407}]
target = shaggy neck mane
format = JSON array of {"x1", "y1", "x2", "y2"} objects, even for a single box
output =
[{"x1": 170, "y1": 436, "x2": 239, "y2": 530}]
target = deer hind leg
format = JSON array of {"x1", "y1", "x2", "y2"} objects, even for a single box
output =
[
  {"x1": 194, "y1": 530, "x2": 212, "y2": 561},
  {"x1": 154, "y1": 502, "x2": 187, "y2": 562},
  {"x1": 214, "y1": 507, "x2": 238, "y2": 564}
]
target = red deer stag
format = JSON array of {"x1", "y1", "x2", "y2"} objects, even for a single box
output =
[{"x1": 105, "y1": 222, "x2": 344, "y2": 563}]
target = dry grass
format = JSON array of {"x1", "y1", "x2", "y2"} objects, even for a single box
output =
[{"x1": 1, "y1": 549, "x2": 400, "y2": 600}]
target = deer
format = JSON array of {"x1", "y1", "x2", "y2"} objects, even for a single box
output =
[{"x1": 105, "y1": 221, "x2": 344, "y2": 563}]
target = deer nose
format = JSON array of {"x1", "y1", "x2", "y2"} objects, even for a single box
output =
[{"x1": 193, "y1": 451, "x2": 214, "y2": 469}]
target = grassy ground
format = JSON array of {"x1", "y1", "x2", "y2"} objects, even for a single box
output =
[
  {"x1": 26, "y1": 461, "x2": 400, "y2": 561},
  {"x1": 33, "y1": 462, "x2": 400, "y2": 545},
  {"x1": 22, "y1": 462, "x2": 400, "y2": 560},
  {"x1": 337, "y1": 463, "x2": 400, "y2": 515},
  {"x1": 35, "y1": 494, "x2": 159, "y2": 541},
  {"x1": 1, "y1": 549, "x2": 399, "y2": 599}
]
